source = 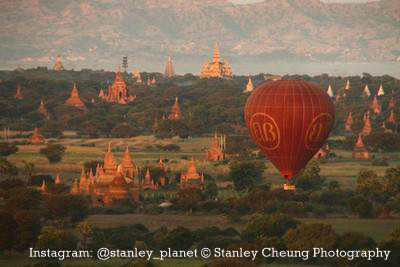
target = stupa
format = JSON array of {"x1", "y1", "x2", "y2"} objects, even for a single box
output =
[
  {"x1": 165, "y1": 56, "x2": 175, "y2": 78},
  {"x1": 326, "y1": 84, "x2": 334, "y2": 98},
  {"x1": 205, "y1": 133, "x2": 225, "y2": 161},
  {"x1": 244, "y1": 77, "x2": 254, "y2": 93},
  {"x1": 30, "y1": 128, "x2": 44, "y2": 145},
  {"x1": 53, "y1": 55, "x2": 64, "y2": 71},
  {"x1": 363, "y1": 85, "x2": 371, "y2": 97},
  {"x1": 65, "y1": 83, "x2": 85, "y2": 109},
  {"x1": 362, "y1": 114, "x2": 372, "y2": 136},
  {"x1": 200, "y1": 43, "x2": 232, "y2": 78},
  {"x1": 345, "y1": 112, "x2": 353, "y2": 131},
  {"x1": 377, "y1": 84, "x2": 384, "y2": 96},
  {"x1": 168, "y1": 97, "x2": 182, "y2": 120},
  {"x1": 352, "y1": 134, "x2": 369, "y2": 160},
  {"x1": 370, "y1": 95, "x2": 381, "y2": 114},
  {"x1": 15, "y1": 85, "x2": 23, "y2": 100},
  {"x1": 180, "y1": 157, "x2": 204, "y2": 190}
]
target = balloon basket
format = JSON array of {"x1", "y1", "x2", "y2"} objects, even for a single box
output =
[{"x1": 283, "y1": 183, "x2": 296, "y2": 191}]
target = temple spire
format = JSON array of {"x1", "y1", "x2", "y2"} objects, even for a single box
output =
[
  {"x1": 326, "y1": 84, "x2": 334, "y2": 98},
  {"x1": 213, "y1": 43, "x2": 220, "y2": 63},
  {"x1": 165, "y1": 56, "x2": 175, "y2": 78}
]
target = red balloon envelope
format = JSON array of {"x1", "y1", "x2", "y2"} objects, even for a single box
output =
[{"x1": 244, "y1": 80, "x2": 335, "y2": 183}]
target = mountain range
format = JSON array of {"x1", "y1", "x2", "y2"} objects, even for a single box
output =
[{"x1": 0, "y1": 0, "x2": 399, "y2": 73}]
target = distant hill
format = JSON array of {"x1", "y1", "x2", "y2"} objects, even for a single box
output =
[{"x1": 0, "y1": 0, "x2": 399, "y2": 70}]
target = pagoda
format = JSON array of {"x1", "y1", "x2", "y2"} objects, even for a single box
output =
[
  {"x1": 102, "y1": 67, "x2": 136, "y2": 104},
  {"x1": 122, "y1": 146, "x2": 138, "y2": 178},
  {"x1": 345, "y1": 79, "x2": 351, "y2": 91},
  {"x1": 370, "y1": 95, "x2": 381, "y2": 114},
  {"x1": 389, "y1": 96, "x2": 395, "y2": 109},
  {"x1": 14, "y1": 85, "x2": 23, "y2": 100},
  {"x1": 141, "y1": 169, "x2": 154, "y2": 190},
  {"x1": 387, "y1": 110, "x2": 396, "y2": 124},
  {"x1": 180, "y1": 157, "x2": 204, "y2": 190},
  {"x1": 70, "y1": 179, "x2": 80, "y2": 195},
  {"x1": 362, "y1": 113, "x2": 372, "y2": 136},
  {"x1": 200, "y1": 43, "x2": 233, "y2": 79},
  {"x1": 65, "y1": 83, "x2": 85, "y2": 109},
  {"x1": 30, "y1": 128, "x2": 44, "y2": 145},
  {"x1": 132, "y1": 68, "x2": 141, "y2": 80},
  {"x1": 352, "y1": 134, "x2": 368, "y2": 160},
  {"x1": 363, "y1": 85, "x2": 371, "y2": 98},
  {"x1": 205, "y1": 133, "x2": 225, "y2": 161},
  {"x1": 104, "y1": 165, "x2": 130, "y2": 206},
  {"x1": 40, "y1": 180, "x2": 48, "y2": 193},
  {"x1": 244, "y1": 77, "x2": 254, "y2": 93},
  {"x1": 38, "y1": 100, "x2": 50, "y2": 119},
  {"x1": 377, "y1": 83, "x2": 384, "y2": 96},
  {"x1": 345, "y1": 112, "x2": 353, "y2": 131},
  {"x1": 326, "y1": 84, "x2": 334, "y2": 98},
  {"x1": 157, "y1": 159, "x2": 167, "y2": 186},
  {"x1": 53, "y1": 55, "x2": 64, "y2": 71},
  {"x1": 165, "y1": 56, "x2": 175, "y2": 78},
  {"x1": 168, "y1": 97, "x2": 182, "y2": 120}
]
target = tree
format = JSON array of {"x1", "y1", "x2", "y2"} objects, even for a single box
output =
[
  {"x1": 0, "y1": 211, "x2": 16, "y2": 253},
  {"x1": 14, "y1": 210, "x2": 42, "y2": 250},
  {"x1": 23, "y1": 161, "x2": 35, "y2": 185},
  {"x1": 76, "y1": 222, "x2": 93, "y2": 250},
  {"x1": 356, "y1": 169, "x2": 383, "y2": 195},
  {"x1": 383, "y1": 166, "x2": 400, "y2": 195},
  {"x1": 283, "y1": 223, "x2": 337, "y2": 253},
  {"x1": 161, "y1": 227, "x2": 196, "y2": 251},
  {"x1": 229, "y1": 161, "x2": 264, "y2": 191},
  {"x1": 176, "y1": 188, "x2": 203, "y2": 213},
  {"x1": 35, "y1": 226, "x2": 77, "y2": 251},
  {"x1": 0, "y1": 142, "x2": 18, "y2": 157},
  {"x1": 348, "y1": 195, "x2": 375, "y2": 218},
  {"x1": 40, "y1": 144, "x2": 66, "y2": 163},
  {"x1": 204, "y1": 179, "x2": 218, "y2": 200},
  {"x1": 4, "y1": 188, "x2": 42, "y2": 213},
  {"x1": 0, "y1": 157, "x2": 18, "y2": 176},
  {"x1": 0, "y1": 178, "x2": 24, "y2": 190},
  {"x1": 295, "y1": 160, "x2": 325, "y2": 191},
  {"x1": 337, "y1": 231, "x2": 376, "y2": 251},
  {"x1": 110, "y1": 123, "x2": 137, "y2": 138}
]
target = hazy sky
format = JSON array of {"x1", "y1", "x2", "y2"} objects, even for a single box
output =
[{"x1": 230, "y1": 0, "x2": 379, "y2": 4}]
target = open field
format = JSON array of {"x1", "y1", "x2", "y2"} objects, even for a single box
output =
[
  {"x1": 6, "y1": 134, "x2": 400, "y2": 189},
  {"x1": 86, "y1": 214, "x2": 400, "y2": 242}
]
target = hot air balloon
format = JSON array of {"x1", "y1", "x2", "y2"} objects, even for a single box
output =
[{"x1": 244, "y1": 80, "x2": 335, "y2": 190}]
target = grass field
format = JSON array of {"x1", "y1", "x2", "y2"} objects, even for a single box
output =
[{"x1": 7, "y1": 134, "x2": 400, "y2": 189}]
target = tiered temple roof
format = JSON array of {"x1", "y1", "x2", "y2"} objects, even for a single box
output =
[
  {"x1": 244, "y1": 77, "x2": 254, "y2": 93},
  {"x1": 345, "y1": 112, "x2": 353, "y2": 131},
  {"x1": 168, "y1": 97, "x2": 182, "y2": 120},
  {"x1": 165, "y1": 56, "x2": 175, "y2": 78},
  {"x1": 200, "y1": 43, "x2": 232, "y2": 79},
  {"x1": 205, "y1": 133, "x2": 225, "y2": 161},
  {"x1": 66, "y1": 83, "x2": 85, "y2": 109},
  {"x1": 353, "y1": 134, "x2": 368, "y2": 160},
  {"x1": 100, "y1": 67, "x2": 136, "y2": 104},
  {"x1": 180, "y1": 157, "x2": 204, "y2": 190}
]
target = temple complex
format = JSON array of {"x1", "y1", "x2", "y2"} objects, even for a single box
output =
[
  {"x1": 200, "y1": 43, "x2": 232, "y2": 79},
  {"x1": 66, "y1": 83, "x2": 86, "y2": 109},
  {"x1": 377, "y1": 84, "x2": 385, "y2": 96},
  {"x1": 168, "y1": 97, "x2": 183, "y2": 120},
  {"x1": 387, "y1": 110, "x2": 396, "y2": 124},
  {"x1": 38, "y1": 100, "x2": 50, "y2": 119},
  {"x1": 370, "y1": 95, "x2": 381, "y2": 114},
  {"x1": 345, "y1": 80, "x2": 351, "y2": 90},
  {"x1": 53, "y1": 55, "x2": 64, "y2": 71},
  {"x1": 362, "y1": 113, "x2": 372, "y2": 136},
  {"x1": 29, "y1": 128, "x2": 45, "y2": 145},
  {"x1": 72, "y1": 144, "x2": 140, "y2": 206},
  {"x1": 165, "y1": 56, "x2": 175, "y2": 78},
  {"x1": 180, "y1": 157, "x2": 204, "y2": 190},
  {"x1": 353, "y1": 134, "x2": 369, "y2": 160},
  {"x1": 326, "y1": 84, "x2": 334, "y2": 98},
  {"x1": 205, "y1": 133, "x2": 225, "y2": 161},
  {"x1": 15, "y1": 85, "x2": 23, "y2": 100},
  {"x1": 100, "y1": 67, "x2": 136, "y2": 104},
  {"x1": 244, "y1": 77, "x2": 254, "y2": 93},
  {"x1": 363, "y1": 85, "x2": 371, "y2": 97},
  {"x1": 345, "y1": 112, "x2": 353, "y2": 131}
]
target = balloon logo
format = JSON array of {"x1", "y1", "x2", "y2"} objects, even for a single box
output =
[{"x1": 244, "y1": 80, "x2": 335, "y2": 187}]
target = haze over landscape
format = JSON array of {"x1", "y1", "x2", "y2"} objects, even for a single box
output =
[{"x1": 0, "y1": 0, "x2": 399, "y2": 76}]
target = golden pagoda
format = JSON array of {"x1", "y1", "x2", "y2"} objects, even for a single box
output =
[
  {"x1": 30, "y1": 128, "x2": 44, "y2": 145},
  {"x1": 53, "y1": 55, "x2": 64, "y2": 71},
  {"x1": 200, "y1": 43, "x2": 232, "y2": 79},
  {"x1": 205, "y1": 133, "x2": 225, "y2": 161},
  {"x1": 165, "y1": 56, "x2": 175, "y2": 78},
  {"x1": 345, "y1": 79, "x2": 351, "y2": 90},
  {"x1": 180, "y1": 157, "x2": 204, "y2": 190},
  {"x1": 15, "y1": 85, "x2": 23, "y2": 100},
  {"x1": 244, "y1": 77, "x2": 254, "y2": 93},
  {"x1": 141, "y1": 169, "x2": 154, "y2": 190},
  {"x1": 122, "y1": 146, "x2": 137, "y2": 178},
  {"x1": 353, "y1": 134, "x2": 368, "y2": 160},
  {"x1": 370, "y1": 95, "x2": 381, "y2": 114},
  {"x1": 66, "y1": 83, "x2": 86, "y2": 109},
  {"x1": 377, "y1": 83, "x2": 384, "y2": 96},
  {"x1": 363, "y1": 85, "x2": 371, "y2": 98},
  {"x1": 168, "y1": 97, "x2": 182, "y2": 120},
  {"x1": 362, "y1": 114, "x2": 372, "y2": 136},
  {"x1": 345, "y1": 112, "x2": 353, "y2": 131}
]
